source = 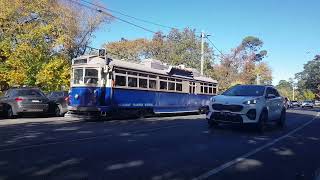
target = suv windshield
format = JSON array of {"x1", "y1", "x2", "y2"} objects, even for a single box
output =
[{"x1": 222, "y1": 85, "x2": 265, "y2": 97}]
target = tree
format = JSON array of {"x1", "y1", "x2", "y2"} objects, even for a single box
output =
[
  {"x1": 106, "y1": 38, "x2": 149, "y2": 61},
  {"x1": 212, "y1": 36, "x2": 270, "y2": 91},
  {"x1": 0, "y1": 0, "x2": 112, "y2": 91},
  {"x1": 276, "y1": 80, "x2": 293, "y2": 98},
  {"x1": 105, "y1": 28, "x2": 214, "y2": 71},
  {"x1": 36, "y1": 56, "x2": 71, "y2": 91},
  {"x1": 295, "y1": 55, "x2": 320, "y2": 99}
]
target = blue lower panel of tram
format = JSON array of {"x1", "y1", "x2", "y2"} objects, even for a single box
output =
[{"x1": 69, "y1": 87, "x2": 211, "y2": 114}]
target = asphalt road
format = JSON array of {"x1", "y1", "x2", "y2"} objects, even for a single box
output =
[{"x1": 0, "y1": 108, "x2": 319, "y2": 180}]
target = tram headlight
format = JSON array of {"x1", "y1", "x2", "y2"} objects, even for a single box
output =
[
  {"x1": 210, "y1": 97, "x2": 216, "y2": 102},
  {"x1": 74, "y1": 94, "x2": 79, "y2": 100}
]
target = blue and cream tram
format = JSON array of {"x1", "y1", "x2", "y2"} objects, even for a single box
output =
[{"x1": 67, "y1": 55, "x2": 218, "y2": 117}]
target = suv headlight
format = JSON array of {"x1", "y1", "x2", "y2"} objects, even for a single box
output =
[{"x1": 243, "y1": 99, "x2": 257, "y2": 105}]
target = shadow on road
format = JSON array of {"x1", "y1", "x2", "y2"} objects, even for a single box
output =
[{"x1": 0, "y1": 109, "x2": 318, "y2": 180}]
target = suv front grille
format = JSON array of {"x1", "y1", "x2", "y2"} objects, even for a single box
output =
[
  {"x1": 212, "y1": 104, "x2": 243, "y2": 112},
  {"x1": 212, "y1": 112, "x2": 243, "y2": 123}
]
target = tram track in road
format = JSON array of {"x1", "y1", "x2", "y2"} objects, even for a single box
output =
[
  {"x1": 0, "y1": 110, "x2": 315, "y2": 153},
  {"x1": 0, "y1": 116, "x2": 196, "y2": 153}
]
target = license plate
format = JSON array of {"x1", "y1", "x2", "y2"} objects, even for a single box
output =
[
  {"x1": 27, "y1": 109, "x2": 43, "y2": 112},
  {"x1": 32, "y1": 100, "x2": 40, "y2": 103}
]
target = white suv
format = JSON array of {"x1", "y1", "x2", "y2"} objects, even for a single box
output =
[{"x1": 206, "y1": 85, "x2": 286, "y2": 131}]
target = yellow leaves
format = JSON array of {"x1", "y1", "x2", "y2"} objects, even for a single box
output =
[{"x1": 36, "y1": 57, "x2": 70, "y2": 91}]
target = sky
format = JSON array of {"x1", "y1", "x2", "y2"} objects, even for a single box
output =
[{"x1": 91, "y1": 0, "x2": 320, "y2": 85}]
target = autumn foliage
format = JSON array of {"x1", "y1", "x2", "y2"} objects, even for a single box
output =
[{"x1": 0, "y1": 0, "x2": 111, "y2": 91}]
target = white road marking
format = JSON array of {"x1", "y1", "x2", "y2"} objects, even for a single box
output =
[{"x1": 193, "y1": 112, "x2": 320, "y2": 180}]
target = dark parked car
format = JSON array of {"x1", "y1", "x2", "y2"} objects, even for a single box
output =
[
  {"x1": 47, "y1": 91, "x2": 69, "y2": 117},
  {"x1": 0, "y1": 88, "x2": 49, "y2": 118},
  {"x1": 0, "y1": 103, "x2": 4, "y2": 117}
]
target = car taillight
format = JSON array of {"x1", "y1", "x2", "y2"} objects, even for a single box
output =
[
  {"x1": 65, "y1": 95, "x2": 71, "y2": 105},
  {"x1": 15, "y1": 97, "x2": 24, "y2": 102}
]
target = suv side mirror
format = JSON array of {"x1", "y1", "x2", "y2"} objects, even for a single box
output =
[{"x1": 266, "y1": 94, "x2": 276, "y2": 99}]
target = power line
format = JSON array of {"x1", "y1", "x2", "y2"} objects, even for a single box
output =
[
  {"x1": 68, "y1": 0, "x2": 157, "y2": 34},
  {"x1": 205, "y1": 36, "x2": 225, "y2": 57},
  {"x1": 79, "y1": 0, "x2": 178, "y2": 30}
]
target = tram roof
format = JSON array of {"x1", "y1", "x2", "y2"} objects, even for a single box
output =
[{"x1": 73, "y1": 55, "x2": 217, "y2": 83}]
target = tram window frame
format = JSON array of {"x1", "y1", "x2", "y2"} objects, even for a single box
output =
[
  {"x1": 189, "y1": 82, "x2": 196, "y2": 94},
  {"x1": 139, "y1": 73, "x2": 148, "y2": 77},
  {"x1": 139, "y1": 78, "x2": 148, "y2": 88},
  {"x1": 204, "y1": 86, "x2": 208, "y2": 93},
  {"x1": 160, "y1": 81, "x2": 168, "y2": 90},
  {"x1": 84, "y1": 68, "x2": 99, "y2": 85},
  {"x1": 127, "y1": 71, "x2": 138, "y2": 76},
  {"x1": 212, "y1": 87, "x2": 217, "y2": 94},
  {"x1": 73, "y1": 59, "x2": 87, "y2": 65},
  {"x1": 149, "y1": 79, "x2": 157, "y2": 89},
  {"x1": 115, "y1": 75, "x2": 126, "y2": 86},
  {"x1": 176, "y1": 83, "x2": 182, "y2": 91},
  {"x1": 128, "y1": 77, "x2": 138, "y2": 87},
  {"x1": 115, "y1": 69, "x2": 126, "y2": 74},
  {"x1": 168, "y1": 82, "x2": 175, "y2": 91},
  {"x1": 73, "y1": 68, "x2": 84, "y2": 84},
  {"x1": 159, "y1": 76, "x2": 167, "y2": 80}
]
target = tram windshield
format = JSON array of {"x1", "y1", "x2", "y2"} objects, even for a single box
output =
[{"x1": 73, "y1": 68, "x2": 99, "y2": 85}]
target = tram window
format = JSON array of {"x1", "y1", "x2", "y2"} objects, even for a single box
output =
[
  {"x1": 201, "y1": 86, "x2": 203, "y2": 93},
  {"x1": 193, "y1": 87, "x2": 196, "y2": 93},
  {"x1": 73, "y1": 68, "x2": 83, "y2": 84},
  {"x1": 115, "y1": 69, "x2": 126, "y2": 74},
  {"x1": 74, "y1": 59, "x2": 87, "y2": 64},
  {"x1": 115, "y1": 76, "x2": 126, "y2": 86},
  {"x1": 149, "y1": 75, "x2": 157, "y2": 79},
  {"x1": 176, "y1": 79, "x2": 182, "y2": 82},
  {"x1": 204, "y1": 86, "x2": 208, "y2": 93},
  {"x1": 189, "y1": 86, "x2": 192, "y2": 93},
  {"x1": 213, "y1": 88, "x2": 217, "y2": 94},
  {"x1": 149, "y1": 80, "x2": 157, "y2": 89},
  {"x1": 128, "y1": 77, "x2": 138, "y2": 87},
  {"x1": 84, "y1": 69, "x2": 98, "y2": 84},
  {"x1": 209, "y1": 87, "x2": 213, "y2": 94},
  {"x1": 139, "y1": 78, "x2": 148, "y2": 88},
  {"x1": 168, "y1": 82, "x2": 175, "y2": 90},
  {"x1": 127, "y1": 71, "x2": 138, "y2": 76},
  {"x1": 176, "y1": 83, "x2": 182, "y2": 91},
  {"x1": 139, "y1": 73, "x2": 148, "y2": 77},
  {"x1": 160, "y1": 81, "x2": 167, "y2": 90},
  {"x1": 159, "y1": 76, "x2": 167, "y2": 80},
  {"x1": 169, "y1": 78, "x2": 175, "y2": 81}
]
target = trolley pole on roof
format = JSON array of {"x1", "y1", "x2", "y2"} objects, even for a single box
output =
[{"x1": 200, "y1": 31, "x2": 205, "y2": 75}]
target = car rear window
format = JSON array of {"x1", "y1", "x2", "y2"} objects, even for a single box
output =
[{"x1": 15, "y1": 89, "x2": 44, "y2": 97}]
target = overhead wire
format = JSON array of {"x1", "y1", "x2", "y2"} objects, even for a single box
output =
[
  {"x1": 68, "y1": 0, "x2": 226, "y2": 59},
  {"x1": 79, "y1": 0, "x2": 178, "y2": 30},
  {"x1": 68, "y1": 0, "x2": 157, "y2": 34},
  {"x1": 205, "y1": 36, "x2": 225, "y2": 58}
]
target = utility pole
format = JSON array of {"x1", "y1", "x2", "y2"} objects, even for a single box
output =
[
  {"x1": 200, "y1": 31, "x2": 205, "y2": 75},
  {"x1": 256, "y1": 74, "x2": 260, "y2": 85},
  {"x1": 292, "y1": 85, "x2": 295, "y2": 101}
]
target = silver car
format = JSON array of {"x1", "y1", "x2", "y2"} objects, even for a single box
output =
[
  {"x1": 0, "y1": 88, "x2": 49, "y2": 118},
  {"x1": 301, "y1": 100, "x2": 314, "y2": 108}
]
